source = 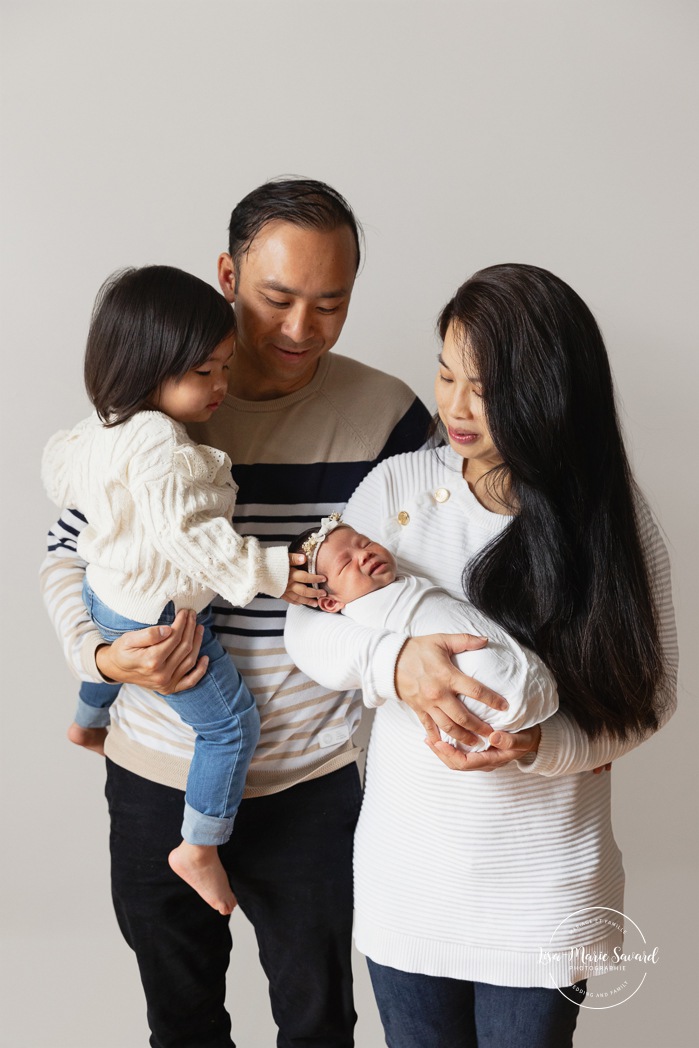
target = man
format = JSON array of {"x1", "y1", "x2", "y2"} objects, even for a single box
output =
[{"x1": 41, "y1": 178, "x2": 432, "y2": 1047}]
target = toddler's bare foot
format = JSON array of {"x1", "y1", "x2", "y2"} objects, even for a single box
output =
[
  {"x1": 67, "y1": 722, "x2": 107, "y2": 756},
  {"x1": 168, "y1": 841, "x2": 237, "y2": 916}
]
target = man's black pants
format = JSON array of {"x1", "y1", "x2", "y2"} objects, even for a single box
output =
[{"x1": 105, "y1": 758, "x2": 361, "y2": 1047}]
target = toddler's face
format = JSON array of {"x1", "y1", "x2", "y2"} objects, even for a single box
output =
[
  {"x1": 316, "y1": 527, "x2": 397, "y2": 612},
  {"x1": 152, "y1": 334, "x2": 234, "y2": 423}
]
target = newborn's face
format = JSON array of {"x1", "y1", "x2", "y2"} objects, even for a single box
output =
[{"x1": 317, "y1": 527, "x2": 397, "y2": 605}]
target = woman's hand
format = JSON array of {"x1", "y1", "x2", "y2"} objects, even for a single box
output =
[
  {"x1": 395, "y1": 633, "x2": 509, "y2": 747},
  {"x1": 95, "y1": 608, "x2": 207, "y2": 694},
  {"x1": 425, "y1": 724, "x2": 542, "y2": 771},
  {"x1": 281, "y1": 553, "x2": 327, "y2": 607}
]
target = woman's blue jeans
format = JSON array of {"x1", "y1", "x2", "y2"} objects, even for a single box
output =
[
  {"x1": 367, "y1": 958, "x2": 586, "y2": 1048},
  {"x1": 79, "y1": 580, "x2": 260, "y2": 846}
]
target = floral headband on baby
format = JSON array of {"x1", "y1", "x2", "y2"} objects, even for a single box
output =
[{"x1": 301, "y1": 512, "x2": 344, "y2": 587}]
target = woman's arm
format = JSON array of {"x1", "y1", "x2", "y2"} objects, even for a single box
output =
[
  {"x1": 285, "y1": 604, "x2": 407, "y2": 706},
  {"x1": 427, "y1": 497, "x2": 678, "y2": 774},
  {"x1": 286, "y1": 607, "x2": 506, "y2": 744}
]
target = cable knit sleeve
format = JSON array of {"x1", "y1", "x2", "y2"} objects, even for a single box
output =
[
  {"x1": 128, "y1": 429, "x2": 290, "y2": 607},
  {"x1": 517, "y1": 496, "x2": 678, "y2": 776},
  {"x1": 285, "y1": 458, "x2": 408, "y2": 708},
  {"x1": 41, "y1": 428, "x2": 78, "y2": 508}
]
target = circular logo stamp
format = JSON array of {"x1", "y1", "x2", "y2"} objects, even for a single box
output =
[{"x1": 539, "y1": 907, "x2": 659, "y2": 1010}]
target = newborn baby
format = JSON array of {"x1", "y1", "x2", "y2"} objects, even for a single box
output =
[{"x1": 290, "y1": 513, "x2": 558, "y2": 750}]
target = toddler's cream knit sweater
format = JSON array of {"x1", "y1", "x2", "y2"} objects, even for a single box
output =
[{"x1": 41, "y1": 410, "x2": 289, "y2": 622}]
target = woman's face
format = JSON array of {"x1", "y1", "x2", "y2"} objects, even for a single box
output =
[{"x1": 435, "y1": 323, "x2": 502, "y2": 480}]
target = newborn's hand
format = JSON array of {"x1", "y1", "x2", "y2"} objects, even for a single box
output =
[
  {"x1": 425, "y1": 724, "x2": 542, "y2": 772},
  {"x1": 395, "y1": 633, "x2": 509, "y2": 747},
  {"x1": 281, "y1": 553, "x2": 327, "y2": 607}
]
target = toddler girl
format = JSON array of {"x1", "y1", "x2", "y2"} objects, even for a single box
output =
[{"x1": 42, "y1": 265, "x2": 303, "y2": 915}]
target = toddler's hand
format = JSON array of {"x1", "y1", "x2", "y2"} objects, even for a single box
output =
[{"x1": 281, "y1": 553, "x2": 327, "y2": 607}]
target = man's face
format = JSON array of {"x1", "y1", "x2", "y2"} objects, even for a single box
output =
[{"x1": 218, "y1": 220, "x2": 357, "y2": 400}]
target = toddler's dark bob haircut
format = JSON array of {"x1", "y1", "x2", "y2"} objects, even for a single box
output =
[{"x1": 84, "y1": 265, "x2": 235, "y2": 427}]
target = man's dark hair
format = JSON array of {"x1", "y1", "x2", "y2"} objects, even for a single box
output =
[
  {"x1": 227, "y1": 177, "x2": 363, "y2": 275},
  {"x1": 84, "y1": 265, "x2": 235, "y2": 427}
]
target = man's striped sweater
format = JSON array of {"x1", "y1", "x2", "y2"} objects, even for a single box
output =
[{"x1": 41, "y1": 352, "x2": 431, "y2": 797}]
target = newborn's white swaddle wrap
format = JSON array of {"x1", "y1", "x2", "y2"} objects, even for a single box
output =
[{"x1": 342, "y1": 574, "x2": 557, "y2": 749}]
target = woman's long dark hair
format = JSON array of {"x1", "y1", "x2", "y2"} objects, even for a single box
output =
[
  {"x1": 438, "y1": 264, "x2": 665, "y2": 739},
  {"x1": 85, "y1": 265, "x2": 235, "y2": 427}
]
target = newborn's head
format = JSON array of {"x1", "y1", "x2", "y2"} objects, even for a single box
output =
[{"x1": 315, "y1": 525, "x2": 397, "y2": 612}]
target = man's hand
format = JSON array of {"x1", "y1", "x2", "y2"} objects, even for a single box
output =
[
  {"x1": 281, "y1": 553, "x2": 327, "y2": 607},
  {"x1": 425, "y1": 724, "x2": 542, "y2": 771},
  {"x1": 395, "y1": 633, "x2": 509, "y2": 747},
  {"x1": 95, "y1": 608, "x2": 207, "y2": 694}
]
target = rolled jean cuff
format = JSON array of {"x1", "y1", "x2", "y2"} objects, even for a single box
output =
[
  {"x1": 181, "y1": 802, "x2": 235, "y2": 846},
  {"x1": 74, "y1": 698, "x2": 112, "y2": 729}
]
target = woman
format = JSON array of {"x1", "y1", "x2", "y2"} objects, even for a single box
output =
[{"x1": 285, "y1": 264, "x2": 677, "y2": 1047}]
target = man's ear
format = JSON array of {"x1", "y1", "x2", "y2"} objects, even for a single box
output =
[
  {"x1": 218, "y1": 253, "x2": 236, "y2": 303},
  {"x1": 318, "y1": 595, "x2": 344, "y2": 614}
]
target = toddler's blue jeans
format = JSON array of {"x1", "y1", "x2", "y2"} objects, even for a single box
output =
[{"x1": 78, "y1": 579, "x2": 260, "y2": 846}]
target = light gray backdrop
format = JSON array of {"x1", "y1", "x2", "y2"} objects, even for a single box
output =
[{"x1": 2, "y1": 2, "x2": 697, "y2": 1046}]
